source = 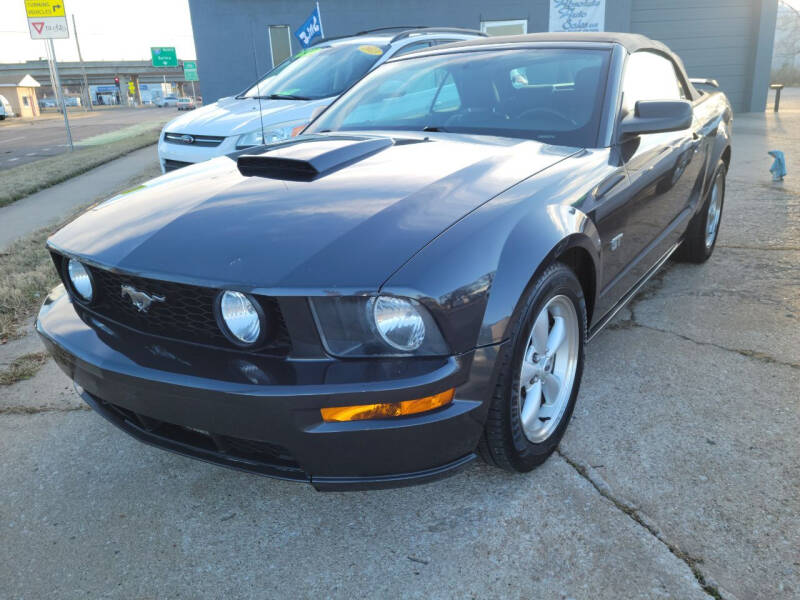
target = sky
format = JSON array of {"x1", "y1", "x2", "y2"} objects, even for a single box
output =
[{"x1": 1, "y1": 0, "x2": 196, "y2": 63}]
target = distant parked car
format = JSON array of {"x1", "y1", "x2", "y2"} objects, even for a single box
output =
[
  {"x1": 157, "y1": 26, "x2": 485, "y2": 172},
  {"x1": 64, "y1": 96, "x2": 82, "y2": 107},
  {"x1": 157, "y1": 95, "x2": 179, "y2": 107},
  {"x1": 0, "y1": 94, "x2": 12, "y2": 119},
  {"x1": 176, "y1": 97, "x2": 195, "y2": 111},
  {"x1": 39, "y1": 97, "x2": 57, "y2": 109}
]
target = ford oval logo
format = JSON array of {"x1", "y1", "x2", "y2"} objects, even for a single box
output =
[{"x1": 179, "y1": 134, "x2": 194, "y2": 144}]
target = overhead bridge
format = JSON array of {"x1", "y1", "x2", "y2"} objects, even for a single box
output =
[{"x1": 0, "y1": 59, "x2": 200, "y2": 103}]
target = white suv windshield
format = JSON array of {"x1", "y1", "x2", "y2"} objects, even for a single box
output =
[
  {"x1": 307, "y1": 48, "x2": 611, "y2": 147},
  {"x1": 240, "y1": 42, "x2": 389, "y2": 101}
]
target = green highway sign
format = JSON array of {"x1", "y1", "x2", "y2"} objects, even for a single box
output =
[
  {"x1": 183, "y1": 60, "x2": 198, "y2": 81},
  {"x1": 151, "y1": 46, "x2": 178, "y2": 67}
]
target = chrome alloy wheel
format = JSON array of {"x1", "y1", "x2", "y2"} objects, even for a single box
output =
[
  {"x1": 518, "y1": 295, "x2": 580, "y2": 443},
  {"x1": 705, "y1": 173, "x2": 723, "y2": 249}
]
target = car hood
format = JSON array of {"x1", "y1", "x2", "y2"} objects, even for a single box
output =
[
  {"x1": 49, "y1": 133, "x2": 578, "y2": 292},
  {"x1": 162, "y1": 95, "x2": 330, "y2": 137}
]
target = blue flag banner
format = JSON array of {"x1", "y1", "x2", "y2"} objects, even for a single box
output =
[{"x1": 295, "y1": 4, "x2": 323, "y2": 48}]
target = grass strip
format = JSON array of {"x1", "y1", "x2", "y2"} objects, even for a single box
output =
[
  {"x1": 0, "y1": 352, "x2": 49, "y2": 386},
  {"x1": 0, "y1": 127, "x2": 161, "y2": 207},
  {"x1": 0, "y1": 163, "x2": 163, "y2": 343}
]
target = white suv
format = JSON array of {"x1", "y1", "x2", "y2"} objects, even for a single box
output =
[{"x1": 157, "y1": 27, "x2": 484, "y2": 172}]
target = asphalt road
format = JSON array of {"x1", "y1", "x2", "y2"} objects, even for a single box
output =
[
  {"x1": 0, "y1": 106, "x2": 176, "y2": 168},
  {"x1": 0, "y1": 95, "x2": 798, "y2": 599}
]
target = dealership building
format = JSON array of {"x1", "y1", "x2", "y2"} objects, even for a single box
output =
[{"x1": 188, "y1": 0, "x2": 779, "y2": 113}]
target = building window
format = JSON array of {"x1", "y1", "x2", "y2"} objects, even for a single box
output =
[
  {"x1": 480, "y1": 19, "x2": 528, "y2": 37},
  {"x1": 22, "y1": 95, "x2": 30, "y2": 107},
  {"x1": 268, "y1": 25, "x2": 293, "y2": 67}
]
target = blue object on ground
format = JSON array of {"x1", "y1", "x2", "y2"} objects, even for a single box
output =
[{"x1": 768, "y1": 150, "x2": 786, "y2": 181}]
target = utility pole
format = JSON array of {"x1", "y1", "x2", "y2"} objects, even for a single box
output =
[
  {"x1": 71, "y1": 14, "x2": 92, "y2": 111},
  {"x1": 46, "y1": 39, "x2": 73, "y2": 150}
]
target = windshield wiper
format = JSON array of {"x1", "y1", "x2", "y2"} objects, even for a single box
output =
[
  {"x1": 259, "y1": 93, "x2": 312, "y2": 101},
  {"x1": 422, "y1": 125, "x2": 449, "y2": 133}
]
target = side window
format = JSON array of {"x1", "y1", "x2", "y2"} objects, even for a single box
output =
[
  {"x1": 392, "y1": 41, "x2": 432, "y2": 57},
  {"x1": 621, "y1": 52, "x2": 686, "y2": 114}
]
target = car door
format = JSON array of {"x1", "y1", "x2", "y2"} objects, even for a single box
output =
[{"x1": 600, "y1": 51, "x2": 705, "y2": 304}]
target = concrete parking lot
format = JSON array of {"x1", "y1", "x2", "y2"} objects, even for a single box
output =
[
  {"x1": 0, "y1": 106, "x2": 176, "y2": 168},
  {"x1": 0, "y1": 95, "x2": 797, "y2": 599}
]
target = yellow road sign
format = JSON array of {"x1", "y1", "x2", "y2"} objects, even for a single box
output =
[{"x1": 24, "y1": 0, "x2": 66, "y2": 18}]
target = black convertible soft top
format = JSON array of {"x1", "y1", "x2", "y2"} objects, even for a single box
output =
[{"x1": 432, "y1": 31, "x2": 697, "y2": 100}]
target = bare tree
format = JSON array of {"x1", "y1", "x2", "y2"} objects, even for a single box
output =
[{"x1": 774, "y1": 1, "x2": 800, "y2": 83}]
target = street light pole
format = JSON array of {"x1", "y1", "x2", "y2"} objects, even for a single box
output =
[{"x1": 71, "y1": 13, "x2": 92, "y2": 111}]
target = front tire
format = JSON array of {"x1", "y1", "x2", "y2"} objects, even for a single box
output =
[
  {"x1": 479, "y1": 263, "x2": 587, "y2": 472},
  {"x1": 676, "y1": 161, "x2": 726, "y2": 263}
]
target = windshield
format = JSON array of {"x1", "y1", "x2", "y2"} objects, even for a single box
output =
[
  {"x1": 240, "y1": 42, "x2": 389, "y2": 101},
  {"x1": 306, "y1": 48, "x2": 611, "y2": 147}
]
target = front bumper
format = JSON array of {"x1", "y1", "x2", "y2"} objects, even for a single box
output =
[{"x1": 37, "y1": 286, "x2": 501, "y2": 490}]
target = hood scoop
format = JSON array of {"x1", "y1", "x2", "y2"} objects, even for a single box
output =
[{"x1": 237, "y1": 135, "x2": 394, "y2": 181}]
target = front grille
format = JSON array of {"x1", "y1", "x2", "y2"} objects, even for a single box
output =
[
  {"x1": 58, "y1": 258, "x2": 290, "y2": 354},
  {"x1": 98, "y1": 398, "x2": 306, "y2": 479},
  {"x1": 164, "y1": 132, "x2": 225, "y2": 147},
  {"x1": 163, "y1": 158, "x2": 193, "y2": 172}
]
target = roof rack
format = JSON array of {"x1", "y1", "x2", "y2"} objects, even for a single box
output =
[
  {"x1": 310, "y1": 26, "x2": 487, "y2": 46},
  {"x1": 389, "y1": 27, "x2": 488, "y2": 42},
  {"x1": 354, "y1": 25, "x2": 428, "y2": 36}
]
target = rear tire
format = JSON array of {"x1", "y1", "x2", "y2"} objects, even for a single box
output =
[
  {"x1": 479, "y1": 263, "x2": 586, "y2": 472},
  {"x1": 676, "y1": 161, "x2": 726, "y2": 263}
]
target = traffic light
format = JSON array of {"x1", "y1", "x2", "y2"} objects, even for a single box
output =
[{"x1": 114, "y1": 77, "x2": 120, "y2": 87}]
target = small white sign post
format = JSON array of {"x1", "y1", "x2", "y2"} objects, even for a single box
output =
[{"x1": 24, "y1": 0, "x2": 73, "y2": 149}]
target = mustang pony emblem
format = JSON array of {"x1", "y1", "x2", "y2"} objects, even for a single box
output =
[{"x1": 121, "y1": 285, "x2": 166, "y2": 313}]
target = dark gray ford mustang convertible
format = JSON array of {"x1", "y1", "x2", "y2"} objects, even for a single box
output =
[{"x1": 38, "y1": 33, "x2": 732, "y2": 490}]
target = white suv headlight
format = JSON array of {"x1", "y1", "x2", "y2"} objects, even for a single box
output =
[{"x1": 236, "y1": 122, "x2": 304, "y2": 149}]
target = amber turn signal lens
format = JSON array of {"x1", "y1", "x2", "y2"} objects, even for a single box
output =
[{"x1": 320, "y1": 389, "x2": 455, "y2": 422}]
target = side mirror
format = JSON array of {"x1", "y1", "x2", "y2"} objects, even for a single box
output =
[
  {"x1": 689, "y1": 77, "x2": 719, "y2": 88},
  {"x1": 619, "y1": 100, "x2": 693, "y2": 138}
]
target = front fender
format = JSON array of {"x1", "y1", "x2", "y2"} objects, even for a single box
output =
[
  {"x1": 478, "y1": 205, "x2": 601, "y2": 346},
  {"x1": 380, "y1": 201, "x2": 601, "y2": 354}
]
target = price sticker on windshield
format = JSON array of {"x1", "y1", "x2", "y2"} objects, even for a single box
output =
[{"x1": 358, "y1": 45, "x2": 384, "y2": 56}]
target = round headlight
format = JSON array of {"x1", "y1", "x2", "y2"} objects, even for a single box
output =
[
  {"x1": 371, "y1": 296, "x2": 426, "y2": 351},
  {"x1": 67, "y1": 259, "x2": 93, "y2": 302},
  {"x1": 219, "y1": 291, "x2": 262, "y2": 345}
]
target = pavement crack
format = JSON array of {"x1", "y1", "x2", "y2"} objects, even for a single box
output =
[
  {"x1": 716, "y1": 244, "x2": 800, "y2": 251},
  {"x1": 630, "y1": 323, "x2": 799, "y2": 370},
  {"x1": 0, "y1": 404, "x2": 90, "y2": 416},
  {"x1": 556, "y1": 449, "x2": 724, "y2": 600}
]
